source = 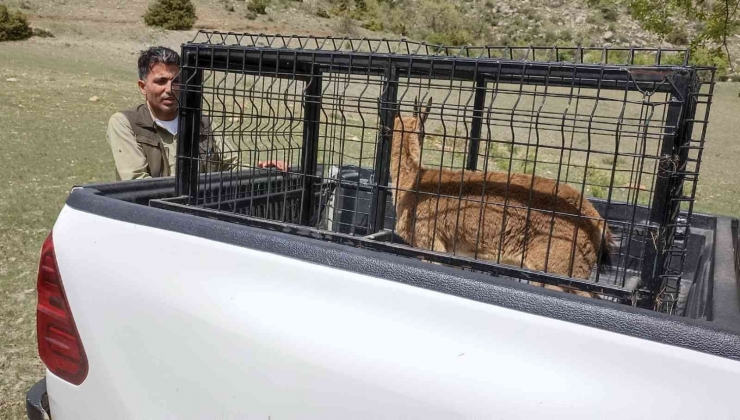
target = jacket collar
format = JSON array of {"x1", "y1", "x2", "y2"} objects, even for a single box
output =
[
  {"x1": 135, "y1": 102, "x2": 177, "y2": 131},
  {"x1": 134, "y1": 103, "x2": 157, "y2": 130}
]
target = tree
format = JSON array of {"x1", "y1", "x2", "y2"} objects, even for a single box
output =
[
  {"x1": 592, "y1": 0, "x2": 740, "y2": 72},
  {"x1": 144, "y1": 0, "x2": 197, "y2": 30},
  {"x1": 0, "y1": 5, "x2": 33, "y2": 42}
]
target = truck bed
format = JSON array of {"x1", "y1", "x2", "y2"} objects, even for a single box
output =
[{"x1": 32, "y1": 177, "x2": 740, "y2": 419}]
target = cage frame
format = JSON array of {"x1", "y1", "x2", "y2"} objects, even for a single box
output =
[{"x1": 162, "y1": 31, "x2": 713, "y2": 311}]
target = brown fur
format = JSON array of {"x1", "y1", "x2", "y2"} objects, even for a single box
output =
[{"x1": 389, "y1": 100, "x2": 615, "y2": 290}]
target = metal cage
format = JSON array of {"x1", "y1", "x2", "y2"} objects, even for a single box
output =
[{"x1": 150, "y1": 31, "x2": 716, "y2": 315}]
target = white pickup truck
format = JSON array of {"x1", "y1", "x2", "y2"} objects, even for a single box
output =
[
  {"x1": 24, "y1": 173, "x2": 740, "y2": 419},
  {"x1": 24, "y1": 31, "x2": 740, "y2": 419}
]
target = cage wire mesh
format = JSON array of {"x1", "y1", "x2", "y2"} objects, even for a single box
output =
[{"x1": 154, "y1": 31, "x2": 715, "y2": 314}]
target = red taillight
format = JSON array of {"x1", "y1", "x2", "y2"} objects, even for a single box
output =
[{"x1": 37, "y1": 232, "x2": 88, "y2": 385}]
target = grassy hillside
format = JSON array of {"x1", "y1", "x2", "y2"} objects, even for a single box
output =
[
  {"x1": 7, "y1": 0, "x2": 739, "y2": 72},
  {"x1": 1, "y1": 0, "x2": 739, "y2": 417}
]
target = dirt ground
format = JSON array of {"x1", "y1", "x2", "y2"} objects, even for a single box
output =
[{"x1": 1, "y1": 0, "x2": 740, "y2": 417}]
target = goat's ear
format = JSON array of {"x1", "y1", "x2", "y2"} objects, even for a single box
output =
[
  {"x1": 420, "y1": 97, "x2": 432, "y2": 125},
  {"x1": 412, "y1": 96, "x2": 419, "y2": 117}
]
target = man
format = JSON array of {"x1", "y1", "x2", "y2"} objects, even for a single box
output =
[{"x1": 106, "y1": 46, "x2": 241, "y2": 180}]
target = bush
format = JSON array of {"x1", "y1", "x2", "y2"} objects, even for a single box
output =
[
  {"x1": 520, "y1": 6, "x2": 539, "y2": 21},
  {"x1": 32, "y1": 27, "x2": 54, "y2": 38},
  {"x1": 665, "y1": 28, "x2": 689, "y2": 45},
  {"x1": 542, "y1": 29, "x2": 560, "y2": 44},
  {"x1": 361, "y1": 19, "x2": 383, "y2": 31},
  {"x1": 689, "y1": 45, "x2": 730, "y2": 81},
  {"x1": 329, "y1": 0, "x2": 351, "y2": 15},
  {"x1": 247, "y1": 0, "x2": 269, "y2": 14},
  {"x1": 219, "y1": 0, "x2": 235, "y2": 12},
  {"x1": 143, "y1": 0, "x2": 196, "y2": 30},
  {"x1": 600, "y1": 5, "x2": 619, "y2": 22},
  {"x1": 336, "y1": 15, "x2": 356, "y2": 34},
  {"x1": 426, "y1": 30, "x2": 473, "y2": 49},
  {"x1": 586, "y1": 0, "x2": 619, "y2": 22},
  {"x1": 0, "y1": 5, "x2": 33, "y2": 42},
  {"x1": 351, "y1": 0, "x2": 381, "y2": 21},
  {"x1": 586, "y1": 12, "x2": 605, "y2": 26},
  {"x1": 557, "y1": 49, "x2": 576, "y2": 62}
]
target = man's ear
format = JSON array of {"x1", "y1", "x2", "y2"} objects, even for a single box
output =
[{"x1": 137, "y1": 79, "x2": 146, "y2": 96}]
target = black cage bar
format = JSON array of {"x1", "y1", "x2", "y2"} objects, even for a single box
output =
[{"x1": 158, "y1": 31, "x2": 715, "y2": 315}]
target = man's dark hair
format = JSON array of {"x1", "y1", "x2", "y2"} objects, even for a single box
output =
[{"x1": 138, "y1": 46, "x2": 180, "y2": 80}]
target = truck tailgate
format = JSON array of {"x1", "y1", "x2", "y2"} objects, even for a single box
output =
[{"x1": 49, "y1": 204, "x2": 740, "y2": 419}]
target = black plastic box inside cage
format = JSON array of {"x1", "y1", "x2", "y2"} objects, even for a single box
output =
[{"x1": 150, "y1": 31, "x2": 716, "y2": 315}]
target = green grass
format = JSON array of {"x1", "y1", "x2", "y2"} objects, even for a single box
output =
[
  {"x1": 0, "y1": 40, "x2": 137, "y2": 417},
  {"x1": 693, "y1": 82, "x2": 740, "y2": 216}
]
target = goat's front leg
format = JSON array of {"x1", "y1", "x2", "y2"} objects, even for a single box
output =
[
  {"x1": 432, "y1": 235, "x2": 449, "y2": 254},
  {"x1": 419, "y1": 235, "x2": 449, "y2": 268}
]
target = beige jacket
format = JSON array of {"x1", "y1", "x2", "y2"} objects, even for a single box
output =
[{"x1": 106, "y1": 104, "x2": 240, "y2": 180}]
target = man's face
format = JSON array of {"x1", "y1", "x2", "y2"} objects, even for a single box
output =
[{"x1": 138, "y1": 62, "x2": 180, "y2": 120}]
